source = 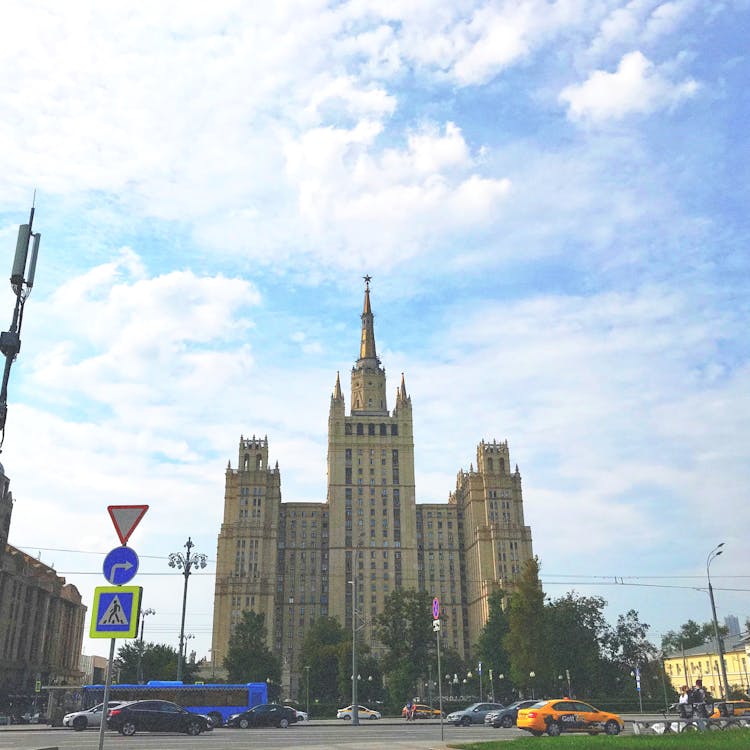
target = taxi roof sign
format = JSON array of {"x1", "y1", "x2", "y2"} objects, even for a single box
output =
[{"x1": 108, "y1": 505, "x2": 149, "y2": 545}]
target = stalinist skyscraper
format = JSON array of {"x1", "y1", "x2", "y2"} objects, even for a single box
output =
[{"x1": 212, "y1": 279, "x2": 534, "y2": 698}]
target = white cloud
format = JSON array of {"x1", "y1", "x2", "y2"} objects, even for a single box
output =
[{"x1": 559, "y1": 50, "x2": 699, "y2": 122}]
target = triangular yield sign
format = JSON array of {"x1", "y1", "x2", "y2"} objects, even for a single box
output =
[{"x1": 108, "y1": 505, "x2": 149, "y2": 545}]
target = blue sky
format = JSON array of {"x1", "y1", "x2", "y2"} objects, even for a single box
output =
[{"x1": 1, "y1": 1, "x2": 748, "y2": 665}]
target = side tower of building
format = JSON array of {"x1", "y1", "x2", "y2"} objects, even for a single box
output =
[
  {"x1": 327, "y1": 279, "x2": 418, "y2": 652},
  {"x1": 211, "y1": 436, "x2": 282, "y2": 672},
  {"x1": 451, "y1": 440, "x2": 534, "y2": 650}
]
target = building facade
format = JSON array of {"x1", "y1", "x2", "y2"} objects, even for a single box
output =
[
  {"x1": 663, "y1": 634, "x2": 750, "y2": 697},
  {"x1": 212, "y1": 281, "x2": 534, "y2": 698},
  {"x1": 0, "y1": 464, "x2": 87, "y2": 698}
]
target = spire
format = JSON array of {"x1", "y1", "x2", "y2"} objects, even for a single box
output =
[
  {"x1": 358, "y1": 275, "x2": 377, "y2": 363},
  {"x1": 333, "y1": 371, "x2": 343, "y2": 400},
  {"x1": 399, "y1": 372, "x2": 407, "y2": 401}
]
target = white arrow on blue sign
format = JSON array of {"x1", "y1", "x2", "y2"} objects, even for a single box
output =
[{"x1": 103, "y1": 546, "x2": 139, "y2": 585}]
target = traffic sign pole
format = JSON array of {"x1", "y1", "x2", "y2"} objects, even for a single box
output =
[{"x1": 97, "y1": 638, "x2": 116, "y2": 750}]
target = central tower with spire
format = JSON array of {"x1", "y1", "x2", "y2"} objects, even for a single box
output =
[{"x1": 326, "y1": 277, "x2": 418, "y2": 647}]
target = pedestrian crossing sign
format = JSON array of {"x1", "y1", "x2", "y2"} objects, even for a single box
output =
[{"x1": 90, "y1": 586, "x2": 142, "y2": 638}]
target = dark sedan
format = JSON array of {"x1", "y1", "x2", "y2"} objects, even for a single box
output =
[
  {"x1": 106, "y1": 700, "x2": 212, "y2": 736},
  {"x1": 227, "y1": 703, "x2": 298, "y2": 728},
  {"x1": 485, "y1": 700, "x2": 538, "y2": 728}
]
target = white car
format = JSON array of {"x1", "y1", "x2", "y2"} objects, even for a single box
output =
[
  {"x1": 336, "y1": 705, "x2": 381, "y2": 720},
  {"x1": 63, "y1": 702, "x2": 125, "y2": 731},
  {"x1": 286, "y1": 706, "x2": 308, "y2": 721}
]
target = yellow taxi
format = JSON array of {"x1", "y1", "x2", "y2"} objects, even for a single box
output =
[
  {"x1": 517, "y1": 699, "x2": 624, "y2": 736},
  {"x1": 711, "y1": 700, "x2": 750, "y2": 718},
  {"x1": 401, "y1": 703, "x2": 444, "y2": 719}
]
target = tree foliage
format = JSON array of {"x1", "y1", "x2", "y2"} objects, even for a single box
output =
[
  {"x1": 223, "y1": 611, "x2": 280, "y2": 695},
  {"x1": 115, "y1": 642, "x2": 197, "y2": 683},
  {"x1": 504, "y1": 557, "x2": 548, "y2": 692},
  {"x1": 375, "y1": 588, "x2": 434, "y2": 700},
  {"x1": 299, "y1": 617, "x2": 346, "y2": 701},
  {"x1": 476, "y1": 589, "x2": 510, "y2": 683},
  {"x1": 661, "y1": 619, "x2": 727, "y2": 654}
]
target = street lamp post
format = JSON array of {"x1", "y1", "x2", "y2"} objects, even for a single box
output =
[
  {"x1": 168, "y1": 537, "x2": 207, "y2": 680},
  {"x1": 529, "y1": 671, "x2": 535, "y2": 700},
  {"x1": 0, "y1": 203, "x2": 41, "y2": 449},
  {"x1": 304, "y1": 666, "x2": 311, "y2": 716},
  {"x1": 136, "y1": 608, "x2": 156, "y2": 683},
  {"x1": 348, "y1": 578, "x2": 359, "y2": 726},
  {"x1": 478, "y1": 662, "x2": 483, "y2": 702},
  {"x1": 707, "y1": 543, "x2": 730, "y2": 699}
]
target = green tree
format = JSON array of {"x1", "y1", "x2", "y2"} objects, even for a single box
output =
[
  {"x1": 661, "y1": 619, "x2": 727, "y2": 654},
  {"x1": 504, "y1": 557, "x2": 548, "y2": 696},
  {"x1": 545, "y1": 593, "x2": 611, "y2": 697},
  {"x1": 375, "y1": 588, "x2": 434, "y2": 702},
  {"x1": 299, "y1": 617, "x2": 346, "y2": 701},
  {"x1": 475, "y1": 590, "x2": 510, "y2": 693},
  {"x1": 223, "y1": 611, "x2": 280, "y2": 696},
  {"x1": 115, "y1": 642, "x2": 197, "y2": 683},
  {"x1": 607, "y1": 609, "x2": 657, "y2": 669}
]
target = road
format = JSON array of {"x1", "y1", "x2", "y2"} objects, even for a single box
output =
[
  {"x1": 0, "y1": 715, "x2": 660, "y2": 750},
  {"x1": 1, "y1": 720, "x2": 508, "y2": 750}
]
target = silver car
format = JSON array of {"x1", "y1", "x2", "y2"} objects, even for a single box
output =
[{"x1": 63, "y1": 702, "x2": 125, "y2": 731}]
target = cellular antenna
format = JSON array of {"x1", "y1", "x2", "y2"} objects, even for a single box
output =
[{"x1": 0, "y1": 198, "x2": 42, "y2": 450}]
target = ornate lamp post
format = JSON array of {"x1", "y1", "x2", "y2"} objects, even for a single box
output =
[
  {"x1": 304, "y1": 665, "x2": 311, "y2": 715},
  {"x1": 529, "y1": 671, "x2": 536, "y2": 700},
  {"x1": 707, "y1": 543, "x2": 730, "y2": 699},
  {"x1": 168, "y1": 537, "x2": 207, "y2": 680}
]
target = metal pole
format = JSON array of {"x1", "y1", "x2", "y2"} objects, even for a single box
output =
[
  {"x1": 436, "y1": 624, "x2": 444, "y2": 742},
  {"x1": 305, "y1": 666, "x2": 310, "y2": 716},
  {"x1": 177, "y1": 567, "x2": 189, "y2": 680},
  {"x1": 97, "y1": 638, "x2": 116, "y2": 750},
  {"x1": 137, "y1": 613, "x2": 145, "y2": 684},
  {"x1": 350, "y1": 577, "x2": 359, "y2": 726},
  {"x1": 707, "y1": 543, "x2": 730, "y2": 699},
  {"x1": 478, "y1": 662, "x2": 482, "y2": 702}
]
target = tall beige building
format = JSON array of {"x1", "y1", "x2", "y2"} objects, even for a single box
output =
[{"x1": 212, "y1": 281, "x2": 534, "y2": 698}]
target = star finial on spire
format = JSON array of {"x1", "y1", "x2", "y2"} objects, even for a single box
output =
[{"x1": 363, "y1": 274, "x2": 372, "y2": 290}]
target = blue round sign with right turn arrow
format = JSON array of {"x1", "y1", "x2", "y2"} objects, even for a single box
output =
[{"x1": 103, "y1": 546, "x2": 139, "y2": 585}]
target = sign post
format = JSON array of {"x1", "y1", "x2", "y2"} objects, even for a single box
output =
[
  {"x1": 432, "y1": 597, "x2": 444, "y2": 742},
  {"x1": 95, "y1": 505, "x2": 148, "y2": 750}
]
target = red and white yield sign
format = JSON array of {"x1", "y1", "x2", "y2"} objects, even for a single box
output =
[{"x1": 108, "y1": 505, "x2": 149, "y2": 545}]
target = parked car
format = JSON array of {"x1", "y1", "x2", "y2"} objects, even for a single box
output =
[
  {"x1": 106, "y1": 700, "x2": 212, "y2": 736},
  {"x1": 227, "y1": 703, "x2": 298, "y2": 728},
  {"x1": 712, "y1": 700, "x2": 750, "y2": 718},
  {"x1": 446, "y1": 702, "x2": 505, "y2": 726},
  {"x1": 401, "y1": 703, "x2": 444, "y2": 719},
  {"x1": 285, "y1": 706, "x2": 308, "y2": 721},
  {"x1": 517, "y1": 699, "x2": 623, "y2": 736},
  {"x1": 63, "y1": 702, "x2": 125, "y2": 731},
  {"x1": 484, "y1": 700, "x2": 538, "y2": 728},
  {"x1": 336, "y1": 704, "x2": 381, "y2": 720}
]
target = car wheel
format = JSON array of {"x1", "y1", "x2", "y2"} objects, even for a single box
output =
[
  {"x1": 343, "y1": 715, "x2": 351, "y2": 720},
  {"x1": 605, "y1": 720, "x2": 620, "y2": 736},
  {"x1": 460, "y1": 716, "x2": 472, "y2": 727},
  {"x1": 501, "y1": 715, "x2": 514, "y2": 728},
  {"x1": 121, "y1": 721, "x2": 137, "y2": 736},
  {"x1": 186, "y1": 721, "x2": 202, "y2": 736},
  {"x1": 279, "y1": 717, "x2": 289, "y2": 728},
  {"x1": 207, "y1": 711, "x2": 223, "y2": 728},
  {"x1": 369, "y1": 714, "x2": 378, "y2": 720},
  {"x1": 239, "y1": 718, "x2": 249, "y2": 729},
  {"x1": 72, "y1": 716, "x2": 87, "y2": 731},
  {"x1": 547, "y1": 721, "x2": 562, "y2": 737},
  {"x1": 530, "y1": 729, "x2": 544, "y2": 736}
]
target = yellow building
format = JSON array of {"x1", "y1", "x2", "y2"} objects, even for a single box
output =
[
  {"x1": 663, "y1": 634, "x2": 750, "y2": 697},
  {"x1": 212, "y1": 280, "x2": 534, "y2": 698}
]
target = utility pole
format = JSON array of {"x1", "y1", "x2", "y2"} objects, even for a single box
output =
[
  {"x1": 707, "y1": 543, "x2": 731, "y2": 699},
  {"x1": 0, "y1": 201, "x2": 41, "y2": 451}
]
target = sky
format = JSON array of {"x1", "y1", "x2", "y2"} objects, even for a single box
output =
[{"x1": 1, "y1": 0, "x2": 748, "y2": 668}]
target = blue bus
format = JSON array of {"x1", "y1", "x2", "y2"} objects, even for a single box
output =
[{"x1": 82, "y1": 681, "x2": 268, "y2": 727}]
